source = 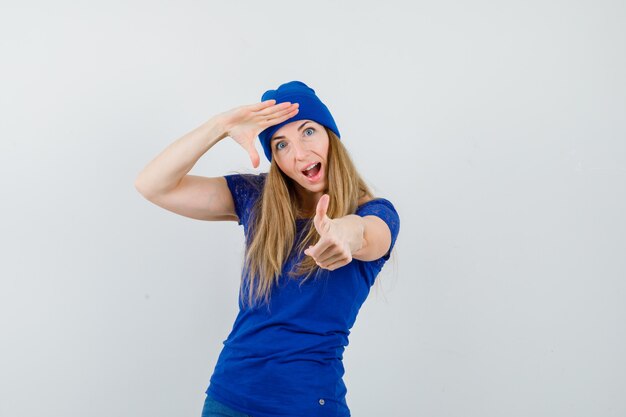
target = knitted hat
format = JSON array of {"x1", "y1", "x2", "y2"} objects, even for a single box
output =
[{"x1": 258, "y1": 80, "x2": 340, "y2": 162}]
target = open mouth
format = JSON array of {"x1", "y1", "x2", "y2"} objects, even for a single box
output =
[{"x1": 301, "y1": 162, "x2": 322, "y2": 180}]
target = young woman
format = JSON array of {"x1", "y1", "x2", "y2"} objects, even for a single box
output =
[{"x1": 135, "y1": 81, "x2": 400, "y2": 417}]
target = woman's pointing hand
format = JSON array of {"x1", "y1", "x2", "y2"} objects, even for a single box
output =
[{"x1": 304, "y1": 195, "x2": 365, "y2": 271}]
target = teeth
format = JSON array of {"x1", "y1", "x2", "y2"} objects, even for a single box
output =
[{"x1": 304, "y1": 162, "x2": 318, "y2": 172}]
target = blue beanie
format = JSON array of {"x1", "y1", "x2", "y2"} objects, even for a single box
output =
[{"x1": 258, "y1": 80, "x2": 340, "y2": 162}]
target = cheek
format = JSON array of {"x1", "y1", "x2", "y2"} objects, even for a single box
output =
[
  {"x1": 320, "y1": 138, "x2": 329, "y2": 156},
  {"x1": 320, "y1": 145, "x2": 329, "y2": 159},
  {"x1": 276, "y1": 160, "x2": 294, "y2": 177}
]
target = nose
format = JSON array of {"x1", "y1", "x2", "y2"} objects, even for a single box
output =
[{"x1": 292, "y1": 139, "x2": 309, "y2": 161}]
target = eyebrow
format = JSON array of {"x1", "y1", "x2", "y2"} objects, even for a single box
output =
[{"x1": 271, "y1": 121, "x2": 312, "y2": 141}]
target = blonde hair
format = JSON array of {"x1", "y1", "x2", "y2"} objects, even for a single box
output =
[{"x1": 240, "y1": 128, "x2": 376, "y2": 309}]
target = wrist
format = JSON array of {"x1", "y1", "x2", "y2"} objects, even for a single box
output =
[
  {"x1": 339, "y1": 215, "x2": 366, "y2": 255},
  {"x1": 207, "y1": 114, "x2": 230, "y2": 141}
]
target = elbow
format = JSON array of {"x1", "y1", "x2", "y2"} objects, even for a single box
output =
[
  {"x1": 134, "y1": 177, "x2": 152, "y2": 198},
  {"x1": 134, "y1": 176, "x2": 144, "y2": 192}
]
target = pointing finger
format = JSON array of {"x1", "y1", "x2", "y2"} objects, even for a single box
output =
[{"x1": 316, "y1": 194, "x2": 330, "y2": 220}]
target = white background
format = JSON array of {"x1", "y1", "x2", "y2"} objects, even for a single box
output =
[{"x1": 1, "y1": 1, "x2": 625, "y2": 416}]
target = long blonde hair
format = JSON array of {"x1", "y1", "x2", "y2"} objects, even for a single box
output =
[{"x1": 240, "y1": 128, "x2": 375, "y2": 308}]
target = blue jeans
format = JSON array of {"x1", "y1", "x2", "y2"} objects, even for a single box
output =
[{"x1": 201, "y1": 394, "x2": 252, "y2": 417}]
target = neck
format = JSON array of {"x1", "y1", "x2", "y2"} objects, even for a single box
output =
[{"x1": 295, "y1": 188, "x2": 323, "y2": 218}]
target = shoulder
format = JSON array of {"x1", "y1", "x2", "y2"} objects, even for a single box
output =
[
  {"x1": 224, "y1": 172, "x2": 267, "y2": 191},
  {"x1": 223, "y1": 172, "x2": 267, "y2": 226},
  {"x1": 225, "y1": 171, "x2": 267, "y2": 183},
  {"x1": 357, "y1": 195, "x2": 395, "y2": 209},
  {"x1": 355, "y1": 197, "x2": 400, "y2": 228},
  {"x1": 222, "y1": 172, "x2": 267, "y2": 206}
]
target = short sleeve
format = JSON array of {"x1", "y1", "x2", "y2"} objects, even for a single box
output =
[
  {"x1": 223, "y1": 173, "x2": 265, "y2": 226},
  {"x1": 355, "y1": 198, "x2": 400, "y2": 262}
]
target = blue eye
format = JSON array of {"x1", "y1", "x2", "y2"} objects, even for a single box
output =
[
  {"x1": 276, "y1": 141, "x2": 286, "y2": 150},
  {"x1": 304, "y1": 127, "x2": 315, "y2": 136}
]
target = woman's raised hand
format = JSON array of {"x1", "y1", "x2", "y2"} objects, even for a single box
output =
[{"x1": 219, "y1": 100, "x2": 299, "y2": 168}]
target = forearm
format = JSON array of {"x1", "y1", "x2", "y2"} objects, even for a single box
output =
[{"x1": 134, "y1": 115, "x2": 228, "y2": 196}]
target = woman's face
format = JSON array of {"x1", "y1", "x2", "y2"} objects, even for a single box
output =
[{"x1": 271, "y1": 119, "x2": 329, "y2": 197}]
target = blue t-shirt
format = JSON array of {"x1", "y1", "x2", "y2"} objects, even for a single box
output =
[{"x1": 206, "y1": 173, "x2": 400, "y2": 417}]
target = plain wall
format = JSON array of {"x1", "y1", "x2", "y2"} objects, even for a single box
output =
[{"x1": 1, "y1": 1, "x2": 624, "y2": 416}]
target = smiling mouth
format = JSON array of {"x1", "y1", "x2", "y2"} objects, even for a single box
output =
[{"x1": 302, "y1": 162, "x2": 322, "y2": 178}]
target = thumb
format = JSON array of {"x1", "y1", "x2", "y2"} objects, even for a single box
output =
[
  {"x1": 314, "y1": 194, "x2": 331, "y2": 231},
  {"x1": 247, "y1": 144, "x2": 260, "y2": 168}
]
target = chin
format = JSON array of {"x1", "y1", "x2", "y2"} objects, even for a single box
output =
[{"x1": 299, "y1": 183, "x2": 323, "y2": 195}]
